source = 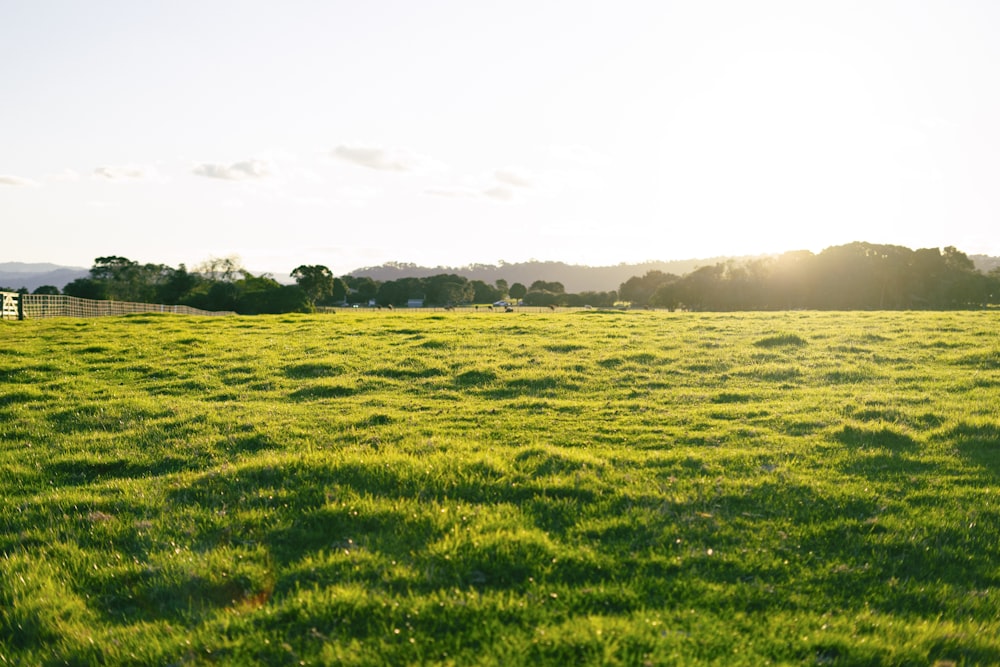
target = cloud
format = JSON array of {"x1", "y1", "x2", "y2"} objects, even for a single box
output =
[
  {"x1": 494, "y1": 168, "x2": 534, "y2": 188},
  {"x1": 192, "y1": 160, "x2": 271, "y2": 181},
  {"x1": 92, "y1": 165, "x2": 159, "y2": 181},
  {"x1": 483, "y1": 186, "x2": 516, "y2": 201},
  {"x1": 332, "y1": 145, "x2": 441, "y2": 172},
  {"x1": 0, "y1": 174, "x2": 39, "y2": 187}
]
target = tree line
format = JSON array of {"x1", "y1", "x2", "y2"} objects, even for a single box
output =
[
  {"x1": 618, "y1": 242, "x2": 1000, "y2": 310},
  {"x1": 3, "y1": 256, "x2": 616, "y2": 314},
  {"x1": 5, "y1": 242, "x2": 997, "y2": 314}
]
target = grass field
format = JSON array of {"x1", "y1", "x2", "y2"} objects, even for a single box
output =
[{"x1": 1, "y1": 310, "x2": 999, "y2": 665}]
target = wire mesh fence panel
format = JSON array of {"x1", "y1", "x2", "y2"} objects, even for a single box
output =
[{"x1": 18, "y1": 294, "x2": 234, "y2": 319}]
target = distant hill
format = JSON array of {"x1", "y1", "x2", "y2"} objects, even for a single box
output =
[
  {"x1": 348, "y1": 258, "x2": 752, "y2": 293},
  {"x1": 351, "y1": 252, "x2": 1000, "y2": 294},
  {"x1": 4, "y1": 252, "x2": 997, "y2": 295},
  {"x1": 971, "y1": 255, "x2": 1000, "y2": 275},
  {"x1": 0, "y1": 263, "x2": 89, "y2": 292}
]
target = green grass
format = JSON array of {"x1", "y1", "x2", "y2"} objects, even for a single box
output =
[{"x1": 1, "y1": 310, "x2": 999, "y2": 665}]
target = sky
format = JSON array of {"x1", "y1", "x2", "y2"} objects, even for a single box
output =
[{"x1": 2, "y1": 1, "x2": 999, "y2": 277}]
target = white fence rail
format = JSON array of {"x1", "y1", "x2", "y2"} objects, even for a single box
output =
[{"x1": 0, "y1": 291, "x2": 234, "y2": 320}]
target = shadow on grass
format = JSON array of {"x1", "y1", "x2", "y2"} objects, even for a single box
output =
[
  {"x1": 952, "y1": 350, "x2": 1000, "y2": 370},
  {"x1": 948, "y1": 421, "x2": 1000, "y2": 476},
  {"x1": 453, "y1": 369, "x2": 498, "y2": 387},
  {"x1": 0, "y1": 389, "x2": 48, "y2": 405},
  {"x1": 480, "y1": 376, "x2": 579, "y2": 399},
  {"x1": 288, "y1": 384, "x2": 357, "y2": 400},
  {"x1": 368, "y1": 366, "x2": 445, "y2": 380},
  {"x1": 711, "y1": 392, "x2": 753, "y2": 404},
  {"x1": 837, "y1": 451, "x2": 934, "y2": 481},
  {"x1": 45, "y1": 456, "x2": 192, "y2": 484},
  {"x1": 834, "y1": 425, "x2": 919, "y2": 451},
  {"x1": 513, "y1": 446, "x2": 601, "y2": 476},
  {"x1": 753, "y1": 333, "x2": 807, "y2": 348},
  {"x1": 49, "y1": 404, "x2": 167, "y2": 434},
  {"x1": 284, "y1": 362, "x2": 345, "y2": 379}
]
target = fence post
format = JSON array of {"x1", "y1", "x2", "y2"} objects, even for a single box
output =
[{"x1": 18, "y1": 293, "x2": 25, "y2": 321}]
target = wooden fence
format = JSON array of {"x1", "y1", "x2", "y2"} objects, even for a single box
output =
[{"x1": 0, "y1": 291, "x2": 234, "y2": 320}]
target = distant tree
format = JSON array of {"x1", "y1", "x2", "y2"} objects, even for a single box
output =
[
  {"x1": 522, "y1": 290, "x2": 560, "y2": 307},
  {"x1": 330, "y1": 277, "x2": 349, "y2": 304},
  {"x1": 650, "y1": 282, "x2": 681, "y2": 310},
  {"x1": 342, "y1": 276, "x2": 378, "y2": 304},
  {"x1": 63, "y1": 277, "x2": 107, "y2": 300},
  {"x1": 376, "y1": 277, "x2": 424, "y2": 307},
  {"x1": 157, "y1": 264, "x2": 201, "y2": 304},
  {"x1": 240, "y1": 281, "x2": 310, "y2": 314},
  {"x1": 194, "y1": 256, "x2": 244, "y2": 282},
  {"x1": 508, "y1": 282, "x2": 527, "y2": 301},
  {"x1": 375, "y1": 280, "x2": 404, "y2": 307},
  {"x1": 424, "y1": 274, "x2": 473, "y2": 306},
  {"x1": 82, "y1": 256, "x2": 179, "y2": 303},
  {"x1": 765, "y1": 250, "x2": 814, "y2": 309},
  {"x1": 90, "y1": 256, "x2": 137, "y2": 283},
  {"x1": 470, "y1": 279, "x2": 502, "y2": 303},
  {"x1": 987, "y1": 268, "x2": 1000, "y2": 305},
  {"x1": 494, "y1": 279, "x2": 509, "y2": 297},
  {"x1": 90, "y1": 256, "x2": 143, "y2": 301},
  {"x1": 32, "y1": 285, "x2": 60, "y2": 295},
  {"x1": 565, "y1": 291, "x2": 617, "y2": 307},
  {"x1": 675, "y1": 264, "x2": 726, "y2": 311},
  {"x1": 529, "y1": 280, "x2": 565, "y2": 294},
  {"x1": 619, "y1": 270, "x2": 677, "y2": 307},
  {"x1": 199, "y1": 281, "x2": 241, "y2": 312},
  {"x1": 938, "y1": 246, "x2": 986, "y2": 307},
  {"x1": 291, "y1": 265, "x2": 335, "y2": 307}
]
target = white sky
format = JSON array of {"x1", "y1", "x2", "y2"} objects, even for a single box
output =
[{"x1": 2, "y1": 1, "x2": 998, "y2": 276}]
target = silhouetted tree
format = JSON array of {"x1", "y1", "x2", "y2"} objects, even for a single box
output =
[
  {"x1": 291, "y1": 265, "x2": 335, "y2": 307},
  {"x1": 342, "y1": 276, "x2": 378, "y2": 304},
  {"x1": 470, "y1": 279, "x2": 503, "y2": 304},
  {"x1": 529, "y1": 280, "x2": 564, "y2": 293},
  {"x1": 63, "y1": 277, "x2": 107, "y2": 300},
  {"x1": 330, "y1": 277, "x2": 349, "y2": 304},
  {"x1": 376, "y1": 277, "x2": 423, "y2": 307},
  {"x1": 157, "y1": 264, "x2": 201, "y2": 304},
  {"x1": 619, "y1": 270, "x2": 677, "y2": 306},
  {"x1": 424, "y1": 274, "x2": 473, "y2": 306}
]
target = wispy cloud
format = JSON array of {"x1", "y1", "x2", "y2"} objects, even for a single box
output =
[
  {"x1": 483, "y1": 186, "x2": 516, "y2": 201},
  {"x1": 423, "y1": 185, "x2": 518, "y2": 203},
  {"x1": 0, "y1": 174, "x2": 40, "y2": 187},
  {"x1": 92, "y1": 165, "x2": 160, "y2": 181},
  {"x1": 192, "y1": 160, "x2": 271, "y2": 181},
  {"x1": 421, "y1": 164, "x2": 537, "y2": 203},
  {"x1": 494, "y1": 168, "x2": 534, "y2": 188},
  {"x1": 332, "y1": 145, "x2": 441, "y2": 173}
]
